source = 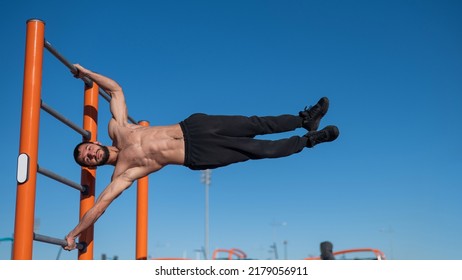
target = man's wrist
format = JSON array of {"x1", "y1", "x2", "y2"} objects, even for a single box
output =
[
  {"x1": 80, "y1": 68, "x2": 91, "y2": 77},
  {"x1": 66, "y1": 233, "x2": 77, "y2": 240}
]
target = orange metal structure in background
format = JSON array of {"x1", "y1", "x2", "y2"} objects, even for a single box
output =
[
  {"x1": 13, "y1": 19, "x2": 149, "y2": 260},
  {"x1": 212, "y1": 248, "x2": 248, "y2": 260},
  {"x1": 78, "y1": 83, "x2": 99, "y2": 260},
  {"x1": 13, "y1": 19, "x2": 45, "y2": 260},
  {"x1": 136, "y1": 121, "x2": 150, "y2": 260}
]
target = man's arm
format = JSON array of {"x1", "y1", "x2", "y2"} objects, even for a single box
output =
[
  {"x1": 64, "y1": 175, "x2": 133, "y2": 250},
  {"x1": 73, "y1": 64, "x2": 128, "y2": 125}
]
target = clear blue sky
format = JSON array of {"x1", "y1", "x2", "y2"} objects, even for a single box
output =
[{"x1": 1, "y1": 0, "x2": 461, "y2": 260}]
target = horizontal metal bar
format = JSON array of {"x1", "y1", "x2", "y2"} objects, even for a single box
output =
[
  {"x1": 44, "y1": 40, "x2": 93, "y2": 87},
  {"x1": 128, "y1": 115, "x2": 137, "y2": 124},
  {"x1": 97, "y1": 88, "x2": 111, "y2": 102},
  {"x1": 44, "y1": 39, "x2": 138, "y2": 124},
  {"x1": 41, "y1": 101, "x2": 91, "y2": 140},
  {"x1": 33, "y1": 233, "x2": 85, "y2": 251},
  {"x1": 37, "y1": 165, "x2": 87, "y2": 193}
]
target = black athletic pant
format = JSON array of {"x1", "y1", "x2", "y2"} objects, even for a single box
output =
[{"x1": 179, "y1": 113, "x2": 308, "y2": 170}]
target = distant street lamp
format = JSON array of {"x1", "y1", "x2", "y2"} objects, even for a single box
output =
[
  {"x1": 201, "y1": 169, "x2": 211, "y2": 259},
  {"x1": 269, "y1": 220, "x2": 287, "y2": 260}
]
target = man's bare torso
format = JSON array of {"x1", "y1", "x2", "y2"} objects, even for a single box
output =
[{"x1": 108, "y1": 119, "x2": 185, "y2": 179}]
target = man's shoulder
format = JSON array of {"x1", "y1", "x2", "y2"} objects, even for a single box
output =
[{"x1": 108, "y1": 118, "x2": 138, "y2": 134}]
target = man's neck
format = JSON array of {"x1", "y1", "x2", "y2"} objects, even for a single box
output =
[{"x1": 107, "y1": 146, "x2": 119, "y2": 166}]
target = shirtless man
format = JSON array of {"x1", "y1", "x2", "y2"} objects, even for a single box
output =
[{"x1": 64, "y1": 64, "x2": 339, "y2": 250}]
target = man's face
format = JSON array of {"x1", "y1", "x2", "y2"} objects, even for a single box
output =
[{"x1": 77, "y1": 143, "x2": 110, "y2": 167}]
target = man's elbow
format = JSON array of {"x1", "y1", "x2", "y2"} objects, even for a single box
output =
[
  {"x1": 108, "y1": 87, "x2": 124, "y2": 99},
  {"x1": 111, "y1": 84, "x2": 123, "y2": 94},
  {"x1": 114, "y1": 84, "x2": 123, "y2": 92}
]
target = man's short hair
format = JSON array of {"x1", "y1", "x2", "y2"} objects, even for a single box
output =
[{"x1": 73, "y1": 142, "x2": 89, "y2": 167}]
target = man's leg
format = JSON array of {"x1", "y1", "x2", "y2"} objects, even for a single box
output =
[
  {"x1": 185, "y1": 134, "x2": 308, "y2": 170},
  {"x1": 184, "y1": 97, "x2": 329, "y2": 138},
  {"x1": 182, "y1": 113, "x2": 306, "y2": 170},
  {"x1": 212, "y1": 96, "x2": 330, "y2": 136},
  {"x1": 184, "y1": 113, "x2": 303, "y2": 138},
  {"x1": 217, "y1": 114, "x2": 303, "y2": 137},
  {"x1": 185, "y1": 125, "x2": 338, "y2": 170},
  {"x1": 181, "y1": 97, "x2": 336, "y2": 170}
]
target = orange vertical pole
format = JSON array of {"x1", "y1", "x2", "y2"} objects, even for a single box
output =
[
  {"x1": 78, "y1": 83, "x2": 99, "y2": 260},
  {"x1": 136, "y1": 121, "x2": 149, "y2": 260},
  {"x1": 13, "y1": 19, "x2": 45, "y2": 260}
]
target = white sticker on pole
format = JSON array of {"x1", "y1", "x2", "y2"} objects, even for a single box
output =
[{"x1": 17, "y1": 153, "x2": 29, "y2": 184}]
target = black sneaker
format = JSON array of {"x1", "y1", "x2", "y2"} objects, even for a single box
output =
[
  {"x1": 305, "y1": 125, "x2": 339, "y2": 148},
  {"x1": 299, "y1": 97, "x2": 329, "y2": 131}
]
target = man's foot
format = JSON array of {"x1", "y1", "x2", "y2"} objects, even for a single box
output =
[
  {"x1": 305, "y1": 125, "x2": 339, "y2": 148},
  {"x1": 299, "y1": 97, "x2": 329, "y2": 131}
]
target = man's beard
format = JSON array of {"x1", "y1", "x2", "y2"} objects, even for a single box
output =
[{"x1": 96, "y1": 144, "x2": 110, "y2": 166}]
